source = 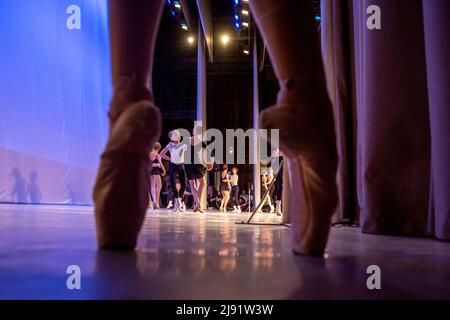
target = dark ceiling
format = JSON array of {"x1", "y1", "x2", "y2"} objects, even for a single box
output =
[{"x1": 152, "y1": 0, "x2": 321, "y2": 187}]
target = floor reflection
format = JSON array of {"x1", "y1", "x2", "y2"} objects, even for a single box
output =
[
  {"x1": 135, "y1": 212, "x2": 285, "y2": 280},
  {"x1": 0, "y1": 205, "x2": 449, "y2": 299}
]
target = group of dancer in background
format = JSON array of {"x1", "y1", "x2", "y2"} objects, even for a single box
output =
[
  {"x1": 148, "y1": 126, "x2": 212, "y2": 213},
  {"x1": 148, "y1": 127, "x2": 284, "y2": 216}
]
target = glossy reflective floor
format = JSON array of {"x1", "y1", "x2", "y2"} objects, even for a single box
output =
[{"x1": 0, "y1": 204, "x2": 449, "y2": 300}]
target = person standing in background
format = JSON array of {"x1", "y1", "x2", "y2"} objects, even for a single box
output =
[
  {"x1": 229, "y1": 167, "x2": 240, "y2": 213},
  {"x1": 148, "y1": 142, "x2": 165, "y2": 209},
  {"x1": 159, "y1": 130, "x2": 187, "y2": 213},
  {"x1": 219, "y1": 165, "x2": 231, "y2": 213}
]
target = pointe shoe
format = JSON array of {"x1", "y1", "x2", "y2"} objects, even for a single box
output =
[
  {"x1": 172, "y1": 198, "x2": 181, "y2": 213},
  {"x1": 275, "y1": 200, "x2": 282, "y2": 216},
  {"x1": 260, "y1": 94, "x2": 338, "y2": 256},
  {"x1": 269, "y1": 204, "x2": 275, "y2": 213},
  {"x1": 94, "y1": 100, "x2": 161, "y2": 250},
  {"x1": 166, "y1": 201, "x2": 173, "y2": 209}
]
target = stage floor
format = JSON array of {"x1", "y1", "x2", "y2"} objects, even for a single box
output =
[{"x1": 0, "y1": 204, "x2": 449, "y2": 299}]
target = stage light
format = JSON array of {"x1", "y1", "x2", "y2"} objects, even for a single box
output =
[
  {"x1": 242, "y1": 0, "x2": 249, "y2": 2},
  {"x1": 315, "y1": 16, "x2": 321, "y2": 21},
  {"x1": 174, "y1": 1, "x2": 181, "y2": 9},
  {"x1": 234, "y1": 0, "x2": 239, "y2": 5},
  {"x1": 187, "y1": 36, "x2": 194, "y2": 44},
  {"x1": 234, "y1": 14, "x2": 239, "y2": 20},
  {"x1": 243, "y1": 49, "x2": 249, "y2": 55},
  {"x1": 242, "y1": 21, "x2": 249, "y2": 27},
  {"x1": 234, "y1": 22, "x2": 240, "y2": 29},
  {"x1": 221, "y1": 34, "x2": 230, "y2": 45},
  {"x1": 181, "y1": 23, "x2": 188, "y2": 31},
  {"x1": 242, "y1": 9, "x2": 249, "y2": 16}
]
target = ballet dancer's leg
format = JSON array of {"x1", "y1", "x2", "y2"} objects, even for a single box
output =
[
  {"x1": 250, "y1": 0, "x2": 338, "y2": 255},
  {"x1": 234, "y1": 186, "x2": 240, "y2": 211},
  {"x1": 149, "y1": 175, "x2": 156, "y2": 208},
  {"x1": 170, "y1": 166, "x2": 181, "y2": 212},
  {"x1": 197, "y1": 177, "x2": 206, "y2": 212},
  {"x1": 154, "y1": 175, "x2": 162, "y2": 209},
  {"x1": 177, "y1": 167, "x2": 186, "y2": 212},
  {"x1": 170, "y1": 165, "x2": 179, "y2": 198},
  {"x1": 94, "y1": 0, "x2": 165, "y2": 250},
  {"x1": 220, "y1": 191, "x2": 226, "y2": 211},
  {"x1": 177, "y1": 166, "x2": 186, "y2": 197},
  {"x1": 223, "y1": 190, "x2": 231, "y2": 213},
  {"x1": 189, "y1": 179, "x2": 200, "y2": 210}
]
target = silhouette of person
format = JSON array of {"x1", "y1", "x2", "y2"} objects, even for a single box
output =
[
  {"x1": 28, "y1": 170, "x2": 42, "y2": 204},
  {"x1": 11, "y1": 167, "x2": 28, "y2": 203}
]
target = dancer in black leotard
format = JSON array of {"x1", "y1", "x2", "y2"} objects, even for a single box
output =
[
  {"x1": 271, "y1": 148, "x2": 283, "y2": 216},
  {"x1": 185, "y1": 126, "x2": 213, "y2": 213},
  {"x1": 219, "y1": 165, "x2": 231, "y2": 212},
  {"x1": 148, "y1": 142, "x2": 165, "y2": 209}
]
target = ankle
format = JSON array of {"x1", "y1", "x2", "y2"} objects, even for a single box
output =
[
  {"x1": 276, "y1": 78, "x2": 329, "y2": 106},
  {"x1": 110, "y1": 74, "x2": 153, "y2": 121}
]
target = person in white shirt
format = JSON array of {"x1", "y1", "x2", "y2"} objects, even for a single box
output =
[
  {"x1": 229, "y1": 167, "x2": 241, "y2": 213},
  {"x1": 159, "y1": 130, "x2": 187, "y2": 212},
  {"x1": 259, "y1": 168, "x2": 275, "y2": 213}
]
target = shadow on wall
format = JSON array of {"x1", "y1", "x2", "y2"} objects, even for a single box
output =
[
  {"x1": 11, "y1": 167, "x2": 28, "y2": 203},
  {"x1": 66, "y1": 177, "x2": 88, "y2": 205},
  {"x1": 28, "y1": 170, "x2": 42, "y2": 204},
  {"x1": 10, "y1": 168, "x2": 42, "y2": 204}
]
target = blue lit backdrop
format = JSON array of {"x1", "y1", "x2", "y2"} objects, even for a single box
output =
[{"x1": 0, "y1": 0, "x2": 111, "y2": 204}]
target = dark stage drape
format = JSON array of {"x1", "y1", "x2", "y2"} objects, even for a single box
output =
[
  {"x1": 321, "y1": 0, "x2": 357, "y2": 224},
  {"x1": 321, "y1": 0, "x2": 449, "y2": 240}
]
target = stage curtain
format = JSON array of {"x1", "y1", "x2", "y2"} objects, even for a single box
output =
[
  {"x1": 0, "y1": 0, "x2": 111, "y2": 205},
  {"x1": 322, "y1": 0, "x2": 449, "y2": 240},
  {"x1": 422, "y1": 0, "x2": 450, "y2": 240},
  {"x1": 321, "y1": 0, "x2": 358, "y2": 224}
]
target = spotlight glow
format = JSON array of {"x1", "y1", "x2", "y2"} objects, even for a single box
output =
[
  {"x1": 221, "y1": 34, "x2": 230, "y2": 45},
  {"x1": 242, "y1": 21, "x2": 249, "y2": 27},
  {"x1": 187, "y1": 36, "x2": 194, "y2": 44},
  {"x1": 243, "y1": 49, "x2": 249, "y2": 55},
  {"x1": 242, "y1": 9, "x2": 249, "y2": 15}
]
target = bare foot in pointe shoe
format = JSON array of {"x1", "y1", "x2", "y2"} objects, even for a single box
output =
[
  {"x1": 93, "y1": 100, "x2": 161, "y2": 250},
  {"x1": 260, "y1": 88, "x2": 338, "y2": 256}
]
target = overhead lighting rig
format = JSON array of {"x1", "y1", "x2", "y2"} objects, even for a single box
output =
[
  {"x1": 232, "y1": 0, "x2": 251, "y2": 56},
  {"x1": 167, "y1": 0, "x2": 190, "y2": 32}
]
